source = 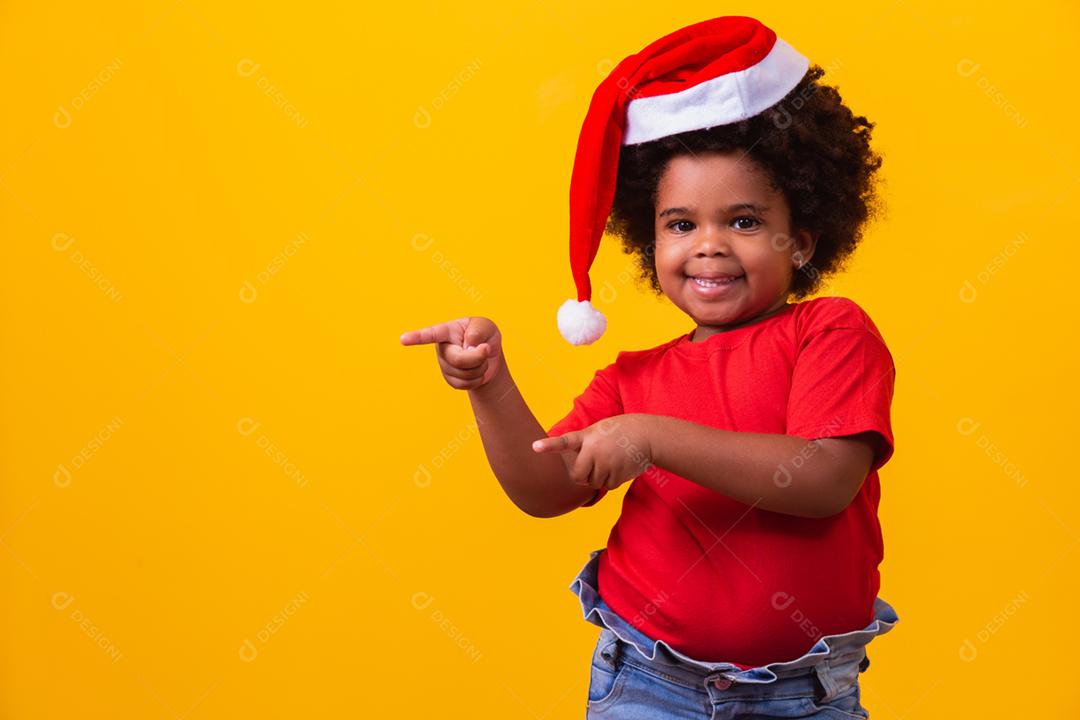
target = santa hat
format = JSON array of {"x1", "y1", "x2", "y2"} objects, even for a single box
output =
[{"x1": 556, "y1": 15, "x2": 810, "y2": 345}]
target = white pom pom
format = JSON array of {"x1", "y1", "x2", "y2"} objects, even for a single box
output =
[{"x1": 557, "y1": 298, "x2": 606, "y2": 345}]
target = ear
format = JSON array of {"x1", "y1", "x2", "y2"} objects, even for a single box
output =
[{"x1": 791, "y1": 228, "x2": 818, "y2": 269}]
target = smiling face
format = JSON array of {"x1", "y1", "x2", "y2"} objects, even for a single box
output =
[{"x1": 653, "y1": 151, "x2": 818, "y2": 342}]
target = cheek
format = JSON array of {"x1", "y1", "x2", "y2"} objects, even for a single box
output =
[
  {"x1": 652, "y1": 250, "x2": 676, "y2": 277},
  {"x1": 745, "y1": 247, "x2": 790, "y2": 276}
]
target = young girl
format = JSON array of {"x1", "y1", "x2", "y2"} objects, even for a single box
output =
[{"x1": 401, "y1": 15, "x2": 898, "y2": 719}]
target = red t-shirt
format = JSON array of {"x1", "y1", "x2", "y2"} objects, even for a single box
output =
[{"x1": 548, "y1": 296, "x2": 896, "y2": 668}]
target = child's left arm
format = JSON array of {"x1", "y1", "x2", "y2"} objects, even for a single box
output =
[
  {"x1": 534, "y1": 414, "x2": 879, "y2": 518},
  {"x1": 641, "y1": 417, "x2": 881, "y2": 518},
  {"x1": 534, "y1": 313, "x2": 896, "y2": 518},
  {"x1": 531, "y1": 413, "x2": 883, "y2": 518},
  {"x1": 650, "y1": 316, "x2": 894, "y2": 517}
]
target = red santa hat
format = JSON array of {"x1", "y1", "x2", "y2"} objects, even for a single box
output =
[{"x1": 557, "y1": 15, "x2": 810, "y2": 345}]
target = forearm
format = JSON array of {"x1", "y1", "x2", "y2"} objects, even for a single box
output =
[
  {"x1": 645, "y1": 415, "x2": 837, "y2": 518},
  {"x1": 467, "y1": 360, "x2": 595, "y2": 518}
]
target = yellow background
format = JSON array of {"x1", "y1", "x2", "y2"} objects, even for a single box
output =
[{"x1": 2, "y1": 1, "x2": 1076, "y2": 717}]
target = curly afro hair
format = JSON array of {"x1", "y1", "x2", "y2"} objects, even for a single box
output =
[{"x1": 605, "y1": 63, "x2": 885, "y2": 300}]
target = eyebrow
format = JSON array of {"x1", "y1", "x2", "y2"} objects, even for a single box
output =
[{"x1": 658, "y1": 203, "x2": 769, "y2": 218}]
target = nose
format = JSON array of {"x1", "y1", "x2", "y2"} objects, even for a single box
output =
[{"x1": 693, "y1": 224, "x2": 732, "y2": 257}]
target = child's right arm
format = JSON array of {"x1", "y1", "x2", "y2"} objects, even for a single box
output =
[{"x1": 400, "y1": 317, "x2": 598, "y2": 518}]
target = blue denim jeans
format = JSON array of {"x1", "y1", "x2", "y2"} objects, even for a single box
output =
[{"x1": 570, "y1": 548, "x2": 900, "y2": 719}]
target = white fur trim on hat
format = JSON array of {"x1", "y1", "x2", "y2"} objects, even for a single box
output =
[
  {"x1": 623, "y1": 38, "x2": 809, "y2": 145},
  {"x1": 557, "y1": 299, "x2": 606, "y2": 346}
]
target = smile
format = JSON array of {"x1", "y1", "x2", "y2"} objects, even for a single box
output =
[{"x1": 687, "y1": 274, "x2": 743, "y2": 298}]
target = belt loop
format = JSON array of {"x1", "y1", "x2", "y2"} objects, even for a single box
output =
[
  {"x1": 812, "y1": 659, "x2": 840, "y2": 703},
  {"x1": 606, "y1": 633, "x2": 621, "y2": 666},
  {"x1": 598, "y1": 630, "x2": 620, "y2": 668}
]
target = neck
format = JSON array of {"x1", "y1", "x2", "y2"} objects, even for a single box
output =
[{"x1": 691, "y1": 300, "x2": 790, "y2": 342}]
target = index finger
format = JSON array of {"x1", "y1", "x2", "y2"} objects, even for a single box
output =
[
  {"x1": 399, "y1": 320, "x2": 463, "y2": 347},
  {"x1": 532, "y1": 432, "x2": 582, "y2": 454}
]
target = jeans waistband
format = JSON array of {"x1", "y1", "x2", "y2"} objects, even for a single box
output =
[
  {"x1": 599, "y1": 624, "x2": 846, "y2": 698},
  {"x1": 571, "y1": 547, "x2": 897, "y2": 698}
]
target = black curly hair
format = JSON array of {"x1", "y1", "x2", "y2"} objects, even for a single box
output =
[{"x1": 605, "y1": 63, "x2": 885, "y2": 300}]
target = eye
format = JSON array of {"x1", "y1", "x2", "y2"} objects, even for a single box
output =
[
  {"x1": 667, "y1": 220, "x2": 695, "y2": 233},
  {"x1": 733, "y1": 216, "x2": 761, "y2": 230}
]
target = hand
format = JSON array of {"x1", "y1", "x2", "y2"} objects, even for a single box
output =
[
  {"x1": 399, "y1": 316, "x2": 504, "y2": 390},
  {"x1": 532, "y1": 414, "x2": 655, "y2": 492}
]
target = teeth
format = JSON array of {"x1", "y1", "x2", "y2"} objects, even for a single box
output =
[{"x1": 691, "y1": 276, "x2": 738, "y2": 287}]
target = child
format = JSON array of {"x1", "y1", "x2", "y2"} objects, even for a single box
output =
[{"x1": 400, "y1": 15, "x2": 898, "y2": 719}]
